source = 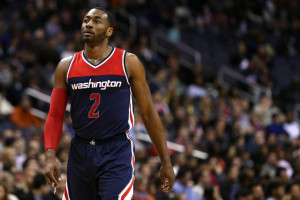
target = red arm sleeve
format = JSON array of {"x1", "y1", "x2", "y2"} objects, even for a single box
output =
[{"x1": 44, "y1": 88, "x2": 69, "y2": 151}]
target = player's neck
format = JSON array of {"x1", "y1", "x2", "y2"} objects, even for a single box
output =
[{"x1": 84, "y1": 42, "x2": 110, "y2": 60}]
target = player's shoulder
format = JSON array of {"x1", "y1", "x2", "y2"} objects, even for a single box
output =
[
  {"x1": 55, "y1": 55, "x2": 74, "y2": 76},
  {"x1": 57, "y1": 55, "x2": 74, "y2": 70},
  {"x1": 59, "y1": 56, "x2": 74, "y2": 67},
  {"x1": 124, "y1": 52, "x2": 145, "y2": 79},
  {"x1": 125, "y1": 52, "x2": 141, "y2": 64}
]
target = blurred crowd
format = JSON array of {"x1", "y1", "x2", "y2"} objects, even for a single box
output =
[{"x1": 1, "y1": 0, "x2": 300, "y2": 200}]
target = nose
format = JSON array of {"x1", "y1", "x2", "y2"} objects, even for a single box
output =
[{"x1": 85, "y1": 20, "x2": 93, "y2": 28}]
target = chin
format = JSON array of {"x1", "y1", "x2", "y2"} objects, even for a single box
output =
[{"x1": 83, "y1": 37, "x2": 93, "y2": 43}]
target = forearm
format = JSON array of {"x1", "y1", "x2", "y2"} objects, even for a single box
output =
[
  {"x1": 44, "y1": 88, "x2": 68, "y2": 151},
  {"x1": 142, "y1": 104, "x2": 172, "y2": 166}
]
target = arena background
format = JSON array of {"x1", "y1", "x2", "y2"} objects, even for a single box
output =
[{"x1": 1, "y1": 0, "x2": 300, "y2": 199}]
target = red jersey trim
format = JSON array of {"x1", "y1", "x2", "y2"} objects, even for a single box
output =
[
  {"x1": 67, "y1": 48, "x2": 127, "y2": 79},
  {"x1": 122, "y1": 51, "x2": 130, "y2": 85},
  {"x1": 82, "y1": 47, "x2": 116, "y2": 68},
  {"x1": 66, "y1": 54, "x2": 75, "y2": 84}
]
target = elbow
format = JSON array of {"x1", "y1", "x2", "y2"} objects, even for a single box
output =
[
  {"x1": 141, "y1": 112, "x2": 150, "y2": 123},
  {"x1": 140, "y1": 106, "x2": 157, "y2": 123},
  {"x1": 140, "y1": 103, "x2": 157, "y2": 123}
]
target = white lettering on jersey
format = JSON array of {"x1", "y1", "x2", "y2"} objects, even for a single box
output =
[{"x1": 71, "y1": 79, "x2": 122, "y2": 90}]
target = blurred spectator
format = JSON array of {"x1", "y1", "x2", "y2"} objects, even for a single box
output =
[
  {"x1": 152, "y1": 90, "x2": 173, "y2": 126},
  {"x1": 1, "y1": 147, "x2": 17, "y2": 174},
  {"x1": 44, "y1": 15, "x2": 61, "y2": 38},
  {"x1": 13, "y1": 136, "x2": 26, "y2": 173},
  {"x1": 133, "y1": 174, "x2": 155, "y2": 200},
  {"x1": 266, "y1": 113, "x2": 288, "y2": 137},
  {"x1": 220, "y1": 165, "x2": 240, "y2": 199},
  {"x1": 234, "y1": 188, "x2": 252, "y2": 200},
  {"x1": 193, "y1": 168, "x2": 212, "y2": 199},
  {"x1": 283, "y1": 111, "x2": 300, "y2": 140},
  {"x1": 230, "y1": 41, "x2": 250, "y2": 73},
  {"x1": 56, "y1": 147, "x2": 68, "y2": 169},
  {"x1": 260, "y1": 152, "x2": 278, "y2": 179},
  {"x1": 10, "y1": 96, "x2": 42, "y2": 129},
  {"x1": 276, "y1": 167, "x2": 289, "y2": 187},
  {"x1": 280, "y1": 77, "x2": 300, "y2": 111},
  {"x1": 60, "y1": 41, "x2": 75, "y2": 59},
  {"x1": 277, "y1": 149, "x2": 293, "y2": 179},
  {"x1": 203, "y1": 186, "x2": 223, "y2": 200},
  {"x1": 266, "y1": 181, "x2": 285, "y2": 200},
  {"x1": 20, "y1": 173, "x2": 49, "y2": 200},
  {"x1": 253, "y1": 94, "x2": 281, "y2": 126},
  {"x1": 0, "y1": 62, "x2": 12, "y2": 88},
  {"x1": 0, "y1": 183, "x2": 19, "y2": 200},
  {"x1": 0, "y1": 172, "x2": 17, "y2": 198},
  {"x1": 5, "y1": 70, "x2": 23, "y2": 106},
  {"x1": 284, "y1": 183, "x2": 300, "y2": 200},
  {"x1": 14, "y1": 168, "x2": 37, "y2": 199},
  {"x1": 173, "y1": 166, "x2": 200, "y2": 200},
  {"x1": 251, "y1": 182, "x2": 265, "y2": 200},
  {"x1": 186, "y1": 76, "x2": 207, "y2": 98},
  {"x1": 138, "y1": 35, "x2": 158, "y2": 64}
]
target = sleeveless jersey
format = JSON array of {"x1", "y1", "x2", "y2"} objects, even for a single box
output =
[{"x1": 66, "y1": 47, "x2": 134, "y2": 140}]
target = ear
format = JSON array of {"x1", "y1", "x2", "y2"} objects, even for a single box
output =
[{"x1": 106, "y1": 27, "x2": 113, "y2": 37}]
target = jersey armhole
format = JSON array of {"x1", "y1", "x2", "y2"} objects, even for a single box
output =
[
  {"x1": 122, "y1": 50, "x2": 130, "y2": 85},
  {"x1": 65, "y1": 54, "x2": 75, "y2": 84}
]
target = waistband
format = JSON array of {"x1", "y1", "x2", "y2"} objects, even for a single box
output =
[{"x1": 74, "y1": 132, "x2": 127, "y2": 145}]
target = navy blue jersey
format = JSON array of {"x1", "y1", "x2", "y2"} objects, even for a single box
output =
[{"x1": 66, "y1": 47, "x2": 134, "y2": 140}]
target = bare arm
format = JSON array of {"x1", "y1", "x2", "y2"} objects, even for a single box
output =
[
  {"x1": 52, "y1": 57, "x2": 70, "y2": 89},
  {"x1": 126, "y1": 53, "x2": 175, "y2": 192},
  {"x1": 44, "y1": 56, "x2": 71, "y2": 188}
]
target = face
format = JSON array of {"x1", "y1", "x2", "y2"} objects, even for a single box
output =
[
  {"x1": 252, "y1": 185, "x2": 264, "y2": 198},
  {"x1": 81, "y1": 9, "x2": 113, "y2": 43},
  {"x1": 275, "y1": 186, "x2": 284, "y2": 198},
  {"x1": 291, "y1": 184, "x2": 300, "y2": 198},
  {"x1": 24, "y1": 169, "x2": 37, "y2": 187}
]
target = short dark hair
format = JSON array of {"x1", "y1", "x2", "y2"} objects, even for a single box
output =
[
  {"x1": 93, "y1": 7, "x2": 114, "y2": 27},
  {"x1": 32, "y1": 173, "x2": 47, "y2": 189},
  {"x1": 268, "y1": 181, "x2": 282, "y2": 194}
]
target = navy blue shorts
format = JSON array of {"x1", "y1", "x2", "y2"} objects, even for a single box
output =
[{"x1": 63, "y1": 132, "x2": 135, "y2": 200}]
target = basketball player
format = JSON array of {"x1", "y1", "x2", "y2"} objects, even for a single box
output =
[{"x1": 43, "y1": 7, "x2": 175, "y2": 200}]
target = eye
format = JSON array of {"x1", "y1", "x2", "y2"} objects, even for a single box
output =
[
  {"x1": 95, "y1": 19, "x2": 100, "y2": 23},
  {"x1": 83, "y1": 19, "x2": 88, "y2": 23}
]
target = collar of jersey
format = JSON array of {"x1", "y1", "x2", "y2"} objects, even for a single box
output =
[{"x1": 82, "y1": 47, "x2": 115, "y2": 68}]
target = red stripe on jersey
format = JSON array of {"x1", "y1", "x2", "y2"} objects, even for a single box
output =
[
  {"x1": 126, "y1": 131, "x2": 135, "y2": 167},
  {"x1": 64, "y1": 187, "x2": 69, "y2": 200},
  {"x1": 68, "y1": 48, "x2": 126, "y2": 79},
  {"x1": 121, "y1": 177, "x2": 134, "y2": 200},
  {"x1": 129, "y1": 104, "x2": 134, "y2": 129}
]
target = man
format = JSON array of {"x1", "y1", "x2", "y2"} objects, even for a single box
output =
[
  {"x1": 266, "y1": 181, "x2": 285, "y2": 200},
  {"x1": 173, "y1": 167, "x2": 200, "y2": 200},
  {"x1": 250, "y1": 182, "x2": 265, "y2": 200},
  {"x1": 43, "y1": 7, "x2": 175, "y2": 200},
  {"x1": 21, "y1": 173, "x2": 49, "y2": 200},
  {"x1": 132, "y1": 174, "x2": 155, "y2": 200}
]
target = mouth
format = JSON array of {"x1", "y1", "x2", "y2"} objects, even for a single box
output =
[{"x1": 83, "y1": 30, "x2": 94, "y2": 36}]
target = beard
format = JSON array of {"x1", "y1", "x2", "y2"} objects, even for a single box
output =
[{"x1": 82, "y1": 30, "x2": 107, "y2": 44}]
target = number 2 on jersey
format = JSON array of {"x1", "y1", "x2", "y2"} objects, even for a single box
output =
[{"x1": 89, "y1": 93, "x2": 100, "y2": 118}]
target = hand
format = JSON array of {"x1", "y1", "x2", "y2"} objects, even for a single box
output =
[
  {"x1": 160, "y1": 164, "x2": 175, "y2": 193},
  {"x1": 44, "y1": 149, "x2": 61, "y2": 188}
]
